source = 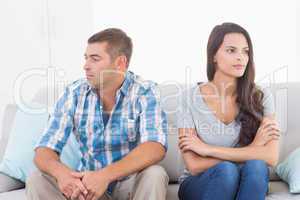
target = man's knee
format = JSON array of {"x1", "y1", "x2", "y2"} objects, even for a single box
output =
[
  {"x1": 26, "y1": 171, "x2": 47, "y2": 189},
  {"x1": 26, "y1": 171, "x2": 66, "y2": 200},
  {"x1": 139, "y1": 165, "x2": 169, "y2": 183},
  {"x1": 26, "y1": 171, "x2": 48, "y2": 199},
  {"x1": 26, "y1": 171, "x2": 59, "y2": 197},
  {"x1": 133, "y1": 165, "x2": 169, "y2": 200}
]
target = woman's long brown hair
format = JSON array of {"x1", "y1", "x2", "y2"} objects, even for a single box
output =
[{"x1": 206, "y1": 22, "x2": 264, "y2": 146}]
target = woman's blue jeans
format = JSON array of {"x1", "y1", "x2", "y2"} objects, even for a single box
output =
[{"x1": 178, "y1": 160, "x2": 269, "y2": 200}]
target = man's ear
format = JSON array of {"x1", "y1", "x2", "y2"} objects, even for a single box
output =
[{"x1": 115, "y1": 55, "x2": 127, "y2": 70}]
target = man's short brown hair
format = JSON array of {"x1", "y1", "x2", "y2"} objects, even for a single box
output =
[{"x1": 88, "y1": 28, "x2": 133, "y2": 66}]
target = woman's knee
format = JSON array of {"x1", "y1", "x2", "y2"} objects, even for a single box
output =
[
  {"x1": 211, "y1": 161, "x2": 240, "y2": 186},
  {"x1": 214, "y1": 161, "x2": 239, "y2": 176},
  {"x1": 241, "y1": 160, "x2": 269, "y2": 183},
  {"x1": 242, "y1": 160, "x2": 268, "y2": 176}
]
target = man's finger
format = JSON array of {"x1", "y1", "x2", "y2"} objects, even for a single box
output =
[
  {"x1": 75, "y1": 180, "x2": 88, "y2": 195},
  {"x1": 62, "y1": 191, "x2": 70, "y2": 199},
  {"x1": 71, "y1": 187, "x2": 81, "y2": 200},
  {"x1": 71, "y1": 172, "x2": 85, "y2": 178},
  {"x1": 86, "y1": 191, "x2": 95, "y2": 200},
  {"x1": 62, "y1": 188, "x2": 72, "y2": 199},
  {"x1": 91, "y1": 194, "x2": 98, "y2": 200},
  {"x1": 79, "y1": 193, "x2": 86, "y2": 200}
]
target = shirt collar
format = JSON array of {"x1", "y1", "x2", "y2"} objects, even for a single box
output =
[
  {"x1": 119, "y1": 70, "x2": 134, "y2": 95},
  {"x1": 86, "y1": 70, "x2": 134, "y2": 96}
]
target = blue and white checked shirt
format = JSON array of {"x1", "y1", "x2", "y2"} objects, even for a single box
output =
[{"x1": 36, "y1": 71, "x2": 168, "y2": 172}]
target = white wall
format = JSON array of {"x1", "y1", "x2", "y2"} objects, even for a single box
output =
[
  {"x1": 0, "y1": 0, "x2": 93, "y2": 139},
  {"x1": 92, "y1": 0, "x2": 298, "y2": 85},
  {"x1": 297, "y1": 1, "x2": 300, "y2": 70}
]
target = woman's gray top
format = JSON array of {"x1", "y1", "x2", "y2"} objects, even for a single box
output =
[{"x1": 177, "y1": 83, "x2": 275, "y2": 183}]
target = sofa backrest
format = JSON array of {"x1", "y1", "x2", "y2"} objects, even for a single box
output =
[
  {"x1": 271, "y1": 83, "x2": 300, "y2": 160},
  {"x1": 0, "y1": 82, "x2": 299, "y2": 182}
]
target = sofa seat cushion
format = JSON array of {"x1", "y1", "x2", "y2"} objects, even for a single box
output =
[
  {"x1": 268, "y1": 181, "x2": 300, "y2": 199},
  {"x1": 0, "y1": 173, "x2": 24, "y2": 193},
  {"x1": 0, "y1": 188, "x2": 26, "y2": 200}
]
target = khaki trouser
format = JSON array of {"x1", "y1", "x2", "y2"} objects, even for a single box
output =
[{"x1": 26, "y1": 165, "x2": 169, "y2": 200}]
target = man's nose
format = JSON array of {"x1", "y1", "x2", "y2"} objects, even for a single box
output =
[{"x1": 83, "y1": 61, "x2": 90, "y2": 71}]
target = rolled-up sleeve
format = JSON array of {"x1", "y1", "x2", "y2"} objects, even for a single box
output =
[
  {"x1": 138, "y1": 86, "x2": 168, "y2": 151},
  {"x1": 35, "y1": 87, "x2": 75, "y2": 155}
]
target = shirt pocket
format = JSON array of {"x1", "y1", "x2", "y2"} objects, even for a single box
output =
[
  {"x1": 123, "y1": 118, "x2": 137, "y2": 142},
  {"x1": 105, "y1": 118, "x2": 137, "y2": 151}
]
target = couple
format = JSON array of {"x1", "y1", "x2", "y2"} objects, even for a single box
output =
[{"x1": 26, "y1": 22, "x2": 280, "y2": 200}]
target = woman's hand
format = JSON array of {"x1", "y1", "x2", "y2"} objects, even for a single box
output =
[
  {"x1": 178, "y1": 131, "x2": 212, "y2": 157},
  {"x1": 251, "y1": 118, "x2": 280, "y2": 146}
]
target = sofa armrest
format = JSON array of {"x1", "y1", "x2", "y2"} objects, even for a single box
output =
[
  {"x1": 0, "y1": 104, "x2": 17, "y2": 163},
  {"x1": 0, "y1": 173, "x2": 24, "y2": 193}
]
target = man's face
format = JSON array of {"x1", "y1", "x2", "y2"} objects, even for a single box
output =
[{"x1": 83, "y1": 42, "x2": 117, "y2": 89}]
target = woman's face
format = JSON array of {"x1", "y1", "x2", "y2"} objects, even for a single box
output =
[{"x1": 213, "y1": 33, "x2": 249, "y2": 79}]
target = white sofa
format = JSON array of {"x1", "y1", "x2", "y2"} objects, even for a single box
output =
[{"x1": 0, "y1": 82, "x2": 300, "y2": 200}]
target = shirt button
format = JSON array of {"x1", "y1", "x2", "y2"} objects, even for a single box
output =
[{"x1": 88, "y1": 149, "x2": 93, "y2": 155}]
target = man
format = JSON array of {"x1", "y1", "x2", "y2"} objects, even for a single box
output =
[{"x1": 26, "y1": 28, "x2": 169, "y2": 200}]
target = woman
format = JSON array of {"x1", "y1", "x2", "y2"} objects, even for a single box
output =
[{"x1": 177, "y1": 22, "x2": 280, "y2": 200}]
